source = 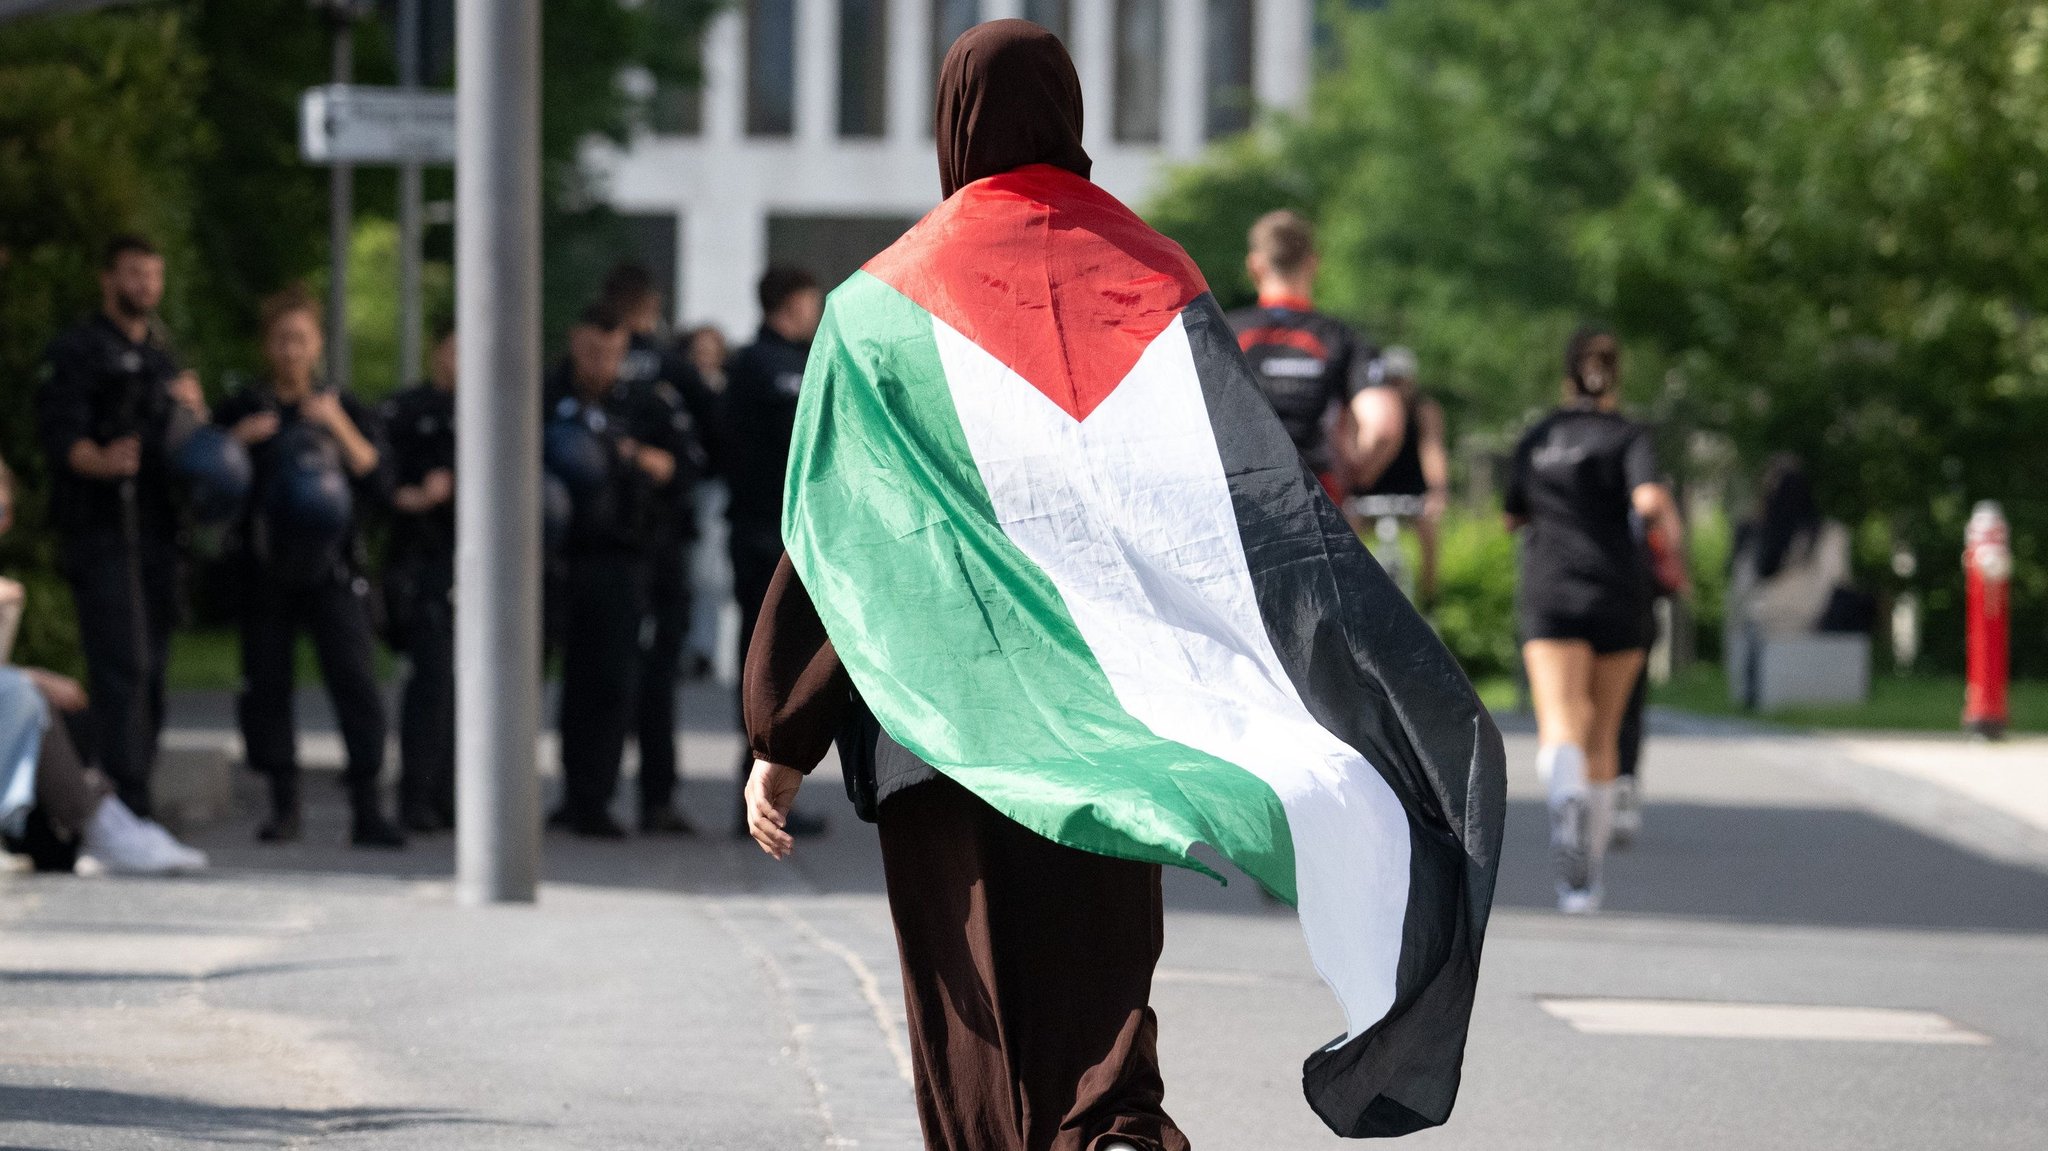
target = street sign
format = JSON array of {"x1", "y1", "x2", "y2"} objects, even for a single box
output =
[{"x1": 299, "y1": 83, "x2": 456, "y2": 165}]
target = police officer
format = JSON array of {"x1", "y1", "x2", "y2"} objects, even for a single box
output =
[
  {"x1": 543, "y1": 302, "x2": 683, "y2": 838},
  {"x1": 214, "y1": 286, "x2": 404, "y2": 848},
  {"x1": 721, "y1": 265, "x2": 826, "y2": 837},
  {"x1": 600, "y1": 263, "x2": 722, "y2": 835},
  {"x1": 35, "y1": 235, "x2": 209, "y2": 819},
  {"x1": 1225, "y1": 211, "x2": 1398, "y2": 502},
  {"x1": 381, "y1": 323, "x2": 459, "y2": 833}
]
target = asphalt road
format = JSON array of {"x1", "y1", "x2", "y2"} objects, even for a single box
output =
[{"x1": 3, "y1": 690, "x2": 2045, "y2": 1149}]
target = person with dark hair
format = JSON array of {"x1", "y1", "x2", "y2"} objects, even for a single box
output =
[
  {"x1": 212, "y1": 286, "x2": 403, "y2": 847},
  {"x1": 600, "y1": 263, "x2": 722, "y2": 834},
  {"x1": 721, "y1": 263, "x2": 825, "y2": 837},
  {"x1": 1728, "y1": 453, "x2": 1872, "y2": 707},
  {"x1": 1505, "y1": 325, "x2": 1684, "y2": 912},
  {"x1": 381, "y1": 323, "x2": 459, "y2": 832},
  {"x1": 542, "y1": 302, "x2": 683, "y2": 838},
  {"x1": 743, "y1": 19, "x2": 1505, "y2": 1148},
  {"x1": 1351, "y1": 345, "x2": 1451, "y2": 605},
  {"x1": 35, "y1": 233, "x2": 209, "y2": 819}
]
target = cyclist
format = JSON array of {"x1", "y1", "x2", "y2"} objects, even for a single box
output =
[{"x1": 1345, "y1": 346, "x2": 1449, "y2": 605}]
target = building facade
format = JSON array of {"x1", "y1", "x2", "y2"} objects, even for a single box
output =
[{"x1": 594, "y1": 0, "x2": 1315, "y2": 338}]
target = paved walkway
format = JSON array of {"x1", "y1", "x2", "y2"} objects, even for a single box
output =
[{"x1": 4, "y1": 691, "x2": 2045, "y2": 1148}]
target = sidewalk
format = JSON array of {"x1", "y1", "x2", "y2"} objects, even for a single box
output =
[{"x1": 5, "y1": 692, "x2": 2047, "y2": 1149}]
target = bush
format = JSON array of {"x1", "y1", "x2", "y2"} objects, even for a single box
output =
[{"x1": 1426, "y1": 509, "x2": 1520, "y2": 682}]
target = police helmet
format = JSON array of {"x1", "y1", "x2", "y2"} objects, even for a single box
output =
[
  {"x1": 171, "y1": 423, "x2": 253, "y2": 526},
  {"x1": 543, "y1": 414, "x2": 610, "y2": 498},
  {"x1": 264, "y1": 422, "x2": 353, "y2": 551},
  {"x1": 543, "y1": 473, "x2": 573, "y2": 552}
]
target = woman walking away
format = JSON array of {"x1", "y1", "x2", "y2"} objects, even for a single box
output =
[
  {"x1": 745, "y1": 19, "x2": 1504, "y2": 1148},
  {"x1": 1506, "y1": 326, "x2": 1683, "y2": 913}
]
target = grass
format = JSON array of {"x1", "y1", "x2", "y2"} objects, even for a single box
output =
[
  {"x1": 1650, "y1": 661, "x2": 2046, "y2": 735},
  {"x1": 1476, "y1": 663, "x2": 2043, "y2": 734},
  {"x1": 167, "y1": 627, "x2": 397, "y2": 692}
]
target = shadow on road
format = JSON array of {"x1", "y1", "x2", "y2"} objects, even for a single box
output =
[
  {"x1": 0, "y1": 1084, "x2": 495, "y2": 1140},
  {"x1": 167, "y1": 683, "x2": 2048, "y2": 934}
]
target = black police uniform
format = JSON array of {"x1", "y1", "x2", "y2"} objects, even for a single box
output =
[
  {"x1": 380, "y1": 381, "x2": 457, "y2": 829},
  {"x1": 35, "y1": 314, "x2": 187, "y2": 817},
  {"x1": 617, "y1": 332, "x2": 721, "y2": 825},
  {"x1": 543, "y1": 362, "x2": 689, "y2": 832},
  {"x1": 1223, "y1": 300, "x2": 1382, "y2": 478},
  {"x1": 1504, "y1": 404, "x2": 1659, "y2": 654},
  {"x1": 721, "y1": 325, "x2": 809, "y2": 716},
  {"x1": 213, "y1": 383, "x2": 397, "y2": 839}
]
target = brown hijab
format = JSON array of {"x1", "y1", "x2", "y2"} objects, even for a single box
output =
[{"x1": 934, "y1": 19, "x2": 1093, "y2": 199}]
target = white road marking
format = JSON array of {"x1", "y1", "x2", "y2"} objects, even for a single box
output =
[{"x1": 1538, "y1": 997, "x2": 1991, "y2": 1044}]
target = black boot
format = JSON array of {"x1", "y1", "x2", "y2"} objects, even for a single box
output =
[
  {"x1": 350, "y1": 785, "x2": 407, "y2": 849},
  {"x1": 257, "y1": 773, "x2": 302, "y2": 843}
]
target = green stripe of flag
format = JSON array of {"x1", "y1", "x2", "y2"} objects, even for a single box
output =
[{"x1": 782, "y1": 271, "x2": 1298, "y2": 903}]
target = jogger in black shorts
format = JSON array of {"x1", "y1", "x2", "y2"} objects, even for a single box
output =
[{"x1": 1505, "y1": 327, "x2": 1684, "y2": 912}]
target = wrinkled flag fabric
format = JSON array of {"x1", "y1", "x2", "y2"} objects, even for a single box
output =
[{"x1": 782, "y1": 163, "x2": 1506, "y2": 1138}]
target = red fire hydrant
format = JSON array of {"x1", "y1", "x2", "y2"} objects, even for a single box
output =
[{"x1": 1964, "y1": 501, "x2": 2011, "y2": 739}]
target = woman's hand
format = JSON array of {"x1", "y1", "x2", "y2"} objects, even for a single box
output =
[
  {"x1": 230, "y1": 412, "x2": 280, "y2": 446},
  {"x1": 744, "y1": 759, "x2": 805, "y2": 859},
  {"x1": 24, "y1": 667, "x2": 88, "y2": 712},
  {"x1": 394, "y1": 468, "x2": 454, "y2": 513}
]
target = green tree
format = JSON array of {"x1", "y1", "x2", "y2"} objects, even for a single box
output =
[
  {"x1": 1152, "y1": 0, "x2": 2048, "y2": 672},
  {"x1": 0, "y1": 8, "x2": 209, "y2": 673}
]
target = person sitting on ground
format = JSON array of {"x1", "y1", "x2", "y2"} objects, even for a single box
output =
[{"x1": 0, "y1": 454, "x2": 206, "y2": 874}]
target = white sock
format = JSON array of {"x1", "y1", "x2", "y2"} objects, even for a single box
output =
[
  {"x1": 1584, "y1": 781, "x2": 1618, "y2": 892},
  {"x1": 1542, "y1": 743, "x2": 1587, "y2": 808}
]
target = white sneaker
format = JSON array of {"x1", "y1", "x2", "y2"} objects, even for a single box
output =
[
  {"x1": 1612, "y1": 776, "x2": 1642, "y2": 849},
  {"x1": 1557, "y1": 885, "x2": 1603, "y2": 915},
  {"x1": 80, "y1": 797, "x2": 207, "y2": 875}
]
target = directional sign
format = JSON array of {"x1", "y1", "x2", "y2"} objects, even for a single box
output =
[{"x1": 300, "y1": 84, "x2": 457, "y2": 165}]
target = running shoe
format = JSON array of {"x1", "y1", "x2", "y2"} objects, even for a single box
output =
[
  {"x1": 1557, "y1": 884, "x2": 1602, "y2": 915},
  {"x1": 80, "y1": 798, "x2": 208, "y2": 875},
  {"x1": 1612, "y1": 776, "x2": 1642, "y2": 849},
  {"x1": 1550, "y1": 791, "x2": 1589, "y2": 895}
]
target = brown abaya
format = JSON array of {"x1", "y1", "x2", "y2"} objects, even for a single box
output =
[{"x1": 741, "y1": 28, "x2": 1190, "y2": 1148}]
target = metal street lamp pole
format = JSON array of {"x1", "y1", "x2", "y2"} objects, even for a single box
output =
[
  {"x1": 454, "y1": 0, "x2": 542, "y2": 904},
  {"x1": 326, "y1": 10, "x2": 354, "y2": 389},
  {"x1": 396, "y1": 0, "x2": 424, "y2": 387}
]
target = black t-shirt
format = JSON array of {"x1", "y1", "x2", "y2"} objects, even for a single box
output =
[
  {"x1": 381, "y1": 382, "x2": 456, "y2": 565},
  {"x1": 1223, "y1": 302, "x2": 1381, "y2": 473},
  {"x1": 722, "y1": 326, "x2": 809, "y2": 531},
  {"x1": 36, "y1": 314, "x2": 185, "y2": 543},
  {"x1": 1504, "y1": 406, "x2": 1659, "y2": 619},
  {"x1": 1364, "y1": 397, "x2": 1427, "y2": 498}
]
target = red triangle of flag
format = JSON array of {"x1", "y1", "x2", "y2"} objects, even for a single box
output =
[{"x1": 864, "y1": 165, "x2": 1208, "y2": 421}]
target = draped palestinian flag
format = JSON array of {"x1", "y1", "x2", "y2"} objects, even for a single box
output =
[{"x1": 782, "y1": 164, "x2": 1505, "y2": 1138}]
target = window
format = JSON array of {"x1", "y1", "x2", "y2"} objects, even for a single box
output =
[
  {"x1": 1024, "y1": 0, "x2": 1069, "y2": 43},
  {"x1": 768, "y1": 214, "x2": 921, "y2": 293},
  {"x1": 840, "y1": 0, "x2": 889, "y2": 137},
  {"x1": 746, "y1": 0, "x2": 796, "y2": 136},
  {"x1": 930, "y1": 0, "x2": 981, "y2": 119},
  {"x1": 1204, "y1": 0, "x2": 1255, "y2": 138},
  {"x1": 650, "y1": 80, "x2": 704, "y2": 136},
  {"x1": 1114, "y1": 0, "x2": 1163, "y2": 143}
]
